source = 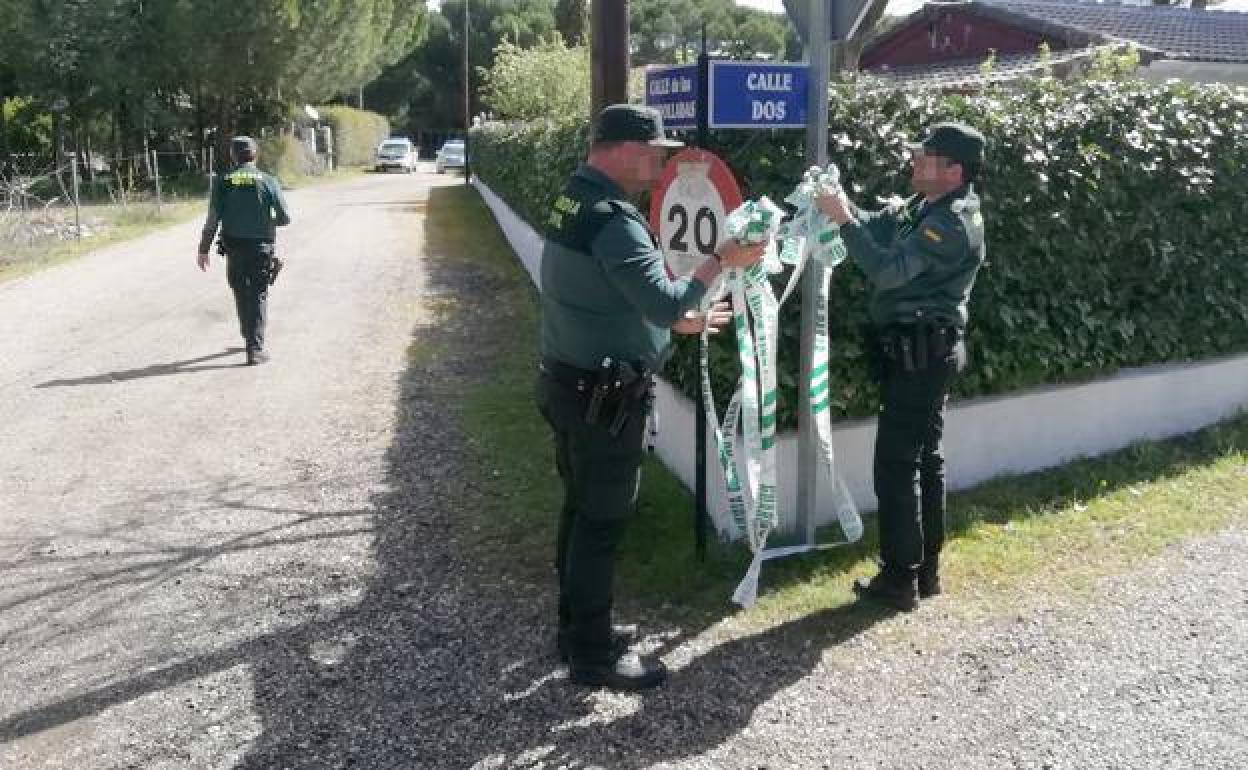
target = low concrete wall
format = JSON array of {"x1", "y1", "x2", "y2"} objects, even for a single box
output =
[{"x1": 473, "y1": 176, "x2": 1248, "y2": 538}]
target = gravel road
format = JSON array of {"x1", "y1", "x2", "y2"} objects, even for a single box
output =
[{"x1": 1, "y1": 169, "x2": 1244, "y2": 770}]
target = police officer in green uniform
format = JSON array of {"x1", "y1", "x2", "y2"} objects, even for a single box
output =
[
  {"x1": 538, "y1": 104, "x2": 764, "y2": 690},
  {"x1": 196, "y1": 136, "x2": 291, "y2": 365},
  {"x1": 817, "y1": 122, "x2": 987, "y2": 611}
]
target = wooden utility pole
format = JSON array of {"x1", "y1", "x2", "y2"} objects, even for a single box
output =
[{"x1": 590, "y1": 0, "x2": 630, "y2": 117}]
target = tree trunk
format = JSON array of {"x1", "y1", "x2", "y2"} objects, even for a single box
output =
[
  {"x1": 833, "y1": 0, "x2": 890, "y2": 75},
  {"x1": 194, "y1": 80, "x2": 206, "y2": 171},
  {"x1": 0, "y1": 85, "x2": 11, "y2": 174},
  {"x1": 215, "y1": 96, "x2": 235, "y2": 172},
  {"x1": 85, "y1": 129, "x2": 95, "y2": 183}
]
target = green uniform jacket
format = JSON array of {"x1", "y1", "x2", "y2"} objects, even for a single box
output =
[
  {"x1": 839, "y1": 184, "x2": 986, "y2": 327},
  {"x1": 540, "y1": 165, "x2": 709, "y2": 372},
  {"x1": 199, "y1": 162, "x2": 291, "y2": 252}
]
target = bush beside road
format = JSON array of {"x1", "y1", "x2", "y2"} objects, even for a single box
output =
[{"x1": 471, "y1": 79, "x2": 1248, "y2": 428}]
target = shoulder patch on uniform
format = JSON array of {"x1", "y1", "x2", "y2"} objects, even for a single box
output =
[
  {"x1": 547, "y1": 194, "x2": 585, "y2": 231},
  {"x1": 553, "y1": 194, "x2": 582, "y2": 216},
  {"x1": 225, "y1": 170, "x2": 261, "y2": 186},
  {"x1": 923, "y1": 227, "x2": 944, "y2": 243}
]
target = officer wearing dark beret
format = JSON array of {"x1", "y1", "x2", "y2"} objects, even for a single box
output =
[
  {"x1": 538, "y1": 104, "x2": 764, "y2": 690},
  {"x1": 197, "y1": 136, "x2": 291, "y2": 365},
  {"x1": 817, "y1": 121, "x2": 988, "y2": 611}
]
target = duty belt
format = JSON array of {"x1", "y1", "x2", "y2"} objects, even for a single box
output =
[
  {"x1": 876, "y1": 323, "x2": 961, "y2": 373},
  {"x1": 540, "y1": 356, "x2": 652, "y2": 436}
]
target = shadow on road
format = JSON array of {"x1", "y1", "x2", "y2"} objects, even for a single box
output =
[
  {"x1": 35, "y1": 348, "x2": 247, "y2": 387},
  {"x1": 225, "y1": 185, "x2": 892, "y2": 769}
]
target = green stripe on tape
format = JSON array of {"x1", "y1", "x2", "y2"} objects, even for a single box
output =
[{"x1": 810, "y1": 381, "x2": 829, "y2": 398}]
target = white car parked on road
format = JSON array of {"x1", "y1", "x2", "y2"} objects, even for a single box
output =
[
  {"x1": 375, "y1": 138, "x2": 418, "y2": 173},
  {"x1": 435, "y1": 139, "x2": 466, "y2": 174}
]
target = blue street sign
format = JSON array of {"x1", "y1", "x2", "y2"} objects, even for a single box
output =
[
  {"x1": 645, "y1": 65, "x2": 699, "y2": 130},
  {"x1": 708, "y1": 61, "x2": 809, "y2": 130}
]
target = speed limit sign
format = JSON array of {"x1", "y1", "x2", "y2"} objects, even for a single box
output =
[{"x1": 649, "y1": 148, "x2": 743, "y2": 278}]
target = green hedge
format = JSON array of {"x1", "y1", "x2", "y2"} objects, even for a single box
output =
[
  {"x1": 472, "y1": 79, "x2": 1248, "y2": 429},
  {"x1": 258, "y1": 134, "x2": 310, "y2": 183},
  {"x1": 317, "y1": 106, "x2": 390, "y2": 167}
]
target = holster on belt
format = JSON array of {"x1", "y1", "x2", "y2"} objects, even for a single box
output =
[
  {"x1": 542, "y1": 357, "x2": 652, "y2": 437},
  {"x1": 580, "y1": 358, "x2": 651, "y2": 436},
  {"x1": 594, "y1": 359, "x2": 653, "y2": 434},
  {"x1": 875, "y1": 322, "x2": 960, "y2": 374}
]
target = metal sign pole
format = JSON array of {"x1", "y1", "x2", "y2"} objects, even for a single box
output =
[
  {"x1": 694, "y1": 29, "x2": 710, "y2": 561},
  {"x1": 796, "y1": 0, "x2": 832, "y2": 546}
]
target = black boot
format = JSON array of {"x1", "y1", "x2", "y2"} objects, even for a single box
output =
[
  {"x1": 918, "y1": 557, "x2": 942, "y2": 599},
  {"x1": 569, "y1": 650, "x2": 667, "y2": 691},
  {"x1": 557, "y1": 623, "x2": 637, "y2": 664},
  {"x1": 853, "y1": 570, "x2": 918, "y2": 612}
]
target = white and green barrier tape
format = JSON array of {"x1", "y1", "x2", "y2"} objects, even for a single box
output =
[{"x1": 703, "y1": 166, "x2": 864, "y2": 607}]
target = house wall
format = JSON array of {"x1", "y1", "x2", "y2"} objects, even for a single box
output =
[
  {"x1": 1141, "y1": 59, "x2": 1248, "y2": 86},
  {"x1": 862, "y1": 8, "x2": 1063, "y2": 70}
]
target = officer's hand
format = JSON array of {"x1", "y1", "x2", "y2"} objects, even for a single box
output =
[
  {"x1": 815, "y1": 188, "x2": 854, "y2": 225},
  {"x1": 196, "y1": 252, "x2": 210, "y2": 271},
  {"x1": 672, "y1": 301, "x2": 732, "y2": 336},
  {"x1": 717, "y1": 240, "x2": 766, "y2": 268}
]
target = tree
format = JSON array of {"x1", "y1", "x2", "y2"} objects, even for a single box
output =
[
  {"x1": 480, "y1": 39, "x2": 590, "y2": 119},
  {"x1": 0, "y1": 0, "x2": 430, "y2": 175},
  {"x1": 724, "y1": 10, "x2": 788, "y2": 60},
  {"x1": 370, "y1": 0, "x2": 562, "y2": 135},
  {"x1": 554, "y1": 0, "x2": 588, "y2": 45},
  {"x1": 629, "y1": 0, "x2": 790, "y2": 64},
  {"x1": 781, "y1": 0, "x2": 890, "y2": 73}
]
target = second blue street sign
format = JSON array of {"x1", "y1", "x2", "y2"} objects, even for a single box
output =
[{"x1": 708, "y1": 61, "x2": 808, "y2": 130}]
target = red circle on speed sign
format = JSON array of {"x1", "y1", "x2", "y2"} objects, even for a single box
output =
[{"x1": 649, "y1": 148, "x2": 743, "y2": 279}]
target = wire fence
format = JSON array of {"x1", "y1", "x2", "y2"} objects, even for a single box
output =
[{"x1": 0, "y1": 150, "x2": 212, "y2": 256}]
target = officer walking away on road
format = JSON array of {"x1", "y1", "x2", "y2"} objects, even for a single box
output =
[
  {"x1": 538, "y1": 104, "x2": 764, "y2": 691},
  {"x1": 816, "y1": 122, "x2": 987, "y2": 612},
  {"x1": 196, "y1": 136, "x2": 291, "y2": 365}
]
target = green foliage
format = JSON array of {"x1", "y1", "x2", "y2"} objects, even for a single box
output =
[
  {"x1": 0, "y1": 0, "x2": 428, "y2": 173},
  {"x1": 979, "y1": 49, "x2": 998, "y2": 78},
  {"x1": 553, "y1": 0, "x2": 588, "y2": 46},
  {"x1": 257, "y1": 134, "x2": 310, "y2": 183},
  {"x1": 1087, "y1": 44, "x2": 1142, "y2": 81},
  {"x1": 630, "y1": 0, "x2": 790, "y2": 65},
  {"x1": 318, "y1": 106, "x2": 390, "y2": 167},
  {"x1": 472, "y1": 79, "x2": 1248, "y2": 430},
  {"x1": 471, "y1": 116, "x2": 588, "y2": 228},
  {"x1": 375, "y1": 0, "x2": 791, "y2": 137},
  {"x1": 480, "y1": 40, "x2": 590, "y2": 120},
  {"x1": 1, "y1": 96, "x2": 51, "y2": 154},
  {"x1": 369, "y1": 0, "x2": 560, "y2": 135}
]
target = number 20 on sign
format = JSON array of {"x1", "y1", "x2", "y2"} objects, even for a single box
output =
[{"x1": 650, "y1": 148, "x2": 744, "y2": 278}]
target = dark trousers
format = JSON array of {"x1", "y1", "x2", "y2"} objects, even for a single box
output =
[
  {"x1": 873, "y1": 337, "x2": 965, "y2": 579},
  {"x1": 536, "y1": 371, "x2": 647, "y2": 666},
  {"x1": 223, "y1": 237, "x2": 274, "y2": 352}
]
